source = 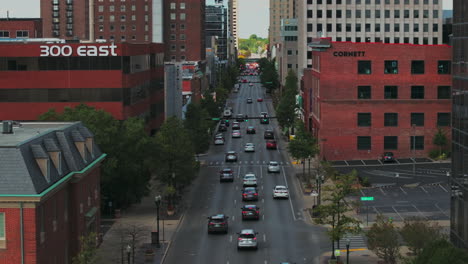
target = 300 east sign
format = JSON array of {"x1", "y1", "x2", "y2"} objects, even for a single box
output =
[{"x1": 39, "y1": 44, "x2": 118, "y2": 57}]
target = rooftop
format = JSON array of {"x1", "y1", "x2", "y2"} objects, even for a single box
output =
[{"x1": 0, "y1": 122, "x2": 76, "y2": 147}]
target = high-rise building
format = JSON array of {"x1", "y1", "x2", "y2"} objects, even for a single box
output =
[
  {"x1": 205, "y1": 5, "x2": 228, "y2": 60},
  {"x1": 269, "y1": 0, "x2": 295, "y2": 48},
  {"x1": 276, "y1": 18, "x2": 298, "y2": 85},
  {"x1": 297, "y1": 0, "x2": 443, "y2": 76},
  {"x1": 40, "y1": 0, "x2": 164, "y2": 43},
  {"x1": 164, "y1": 0, "x2": 206, "y2": 62},
  {"x1": 450, "y1": 0, "x2": 468, "y2": 250},
  {"x1": 228, "y1": 0, "x2": 238, "y2": 48}
]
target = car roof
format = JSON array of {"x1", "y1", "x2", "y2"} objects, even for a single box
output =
[
  {"x1": 210, "y1": 214, "x2": 226, "y2": 219},
  {"x1": 269, "y1": 161, "x2": 278, "y2": 164},
  {"x1": 244, "y1": 174, "x2": 256, "y2": 177},
  {"x1": 240, "y1": 229, "x2": 255, "y2": 234},
  {"x1": 227, "y1": 151, "x2": 236, "y2": 154},
  {"x1": 242, "y1": 204, "x2": 257, "y2": 209},
  {"x1": 275, "y1": 185, "x2": 287, "y2": 189}
]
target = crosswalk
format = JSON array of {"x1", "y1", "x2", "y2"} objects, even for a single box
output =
[
  {"x1": 203, "y1": 160, "x2": 291, "y2": 166},
  {"x1": 335, "y1": 234, "x2": 367, "y2": 250}
]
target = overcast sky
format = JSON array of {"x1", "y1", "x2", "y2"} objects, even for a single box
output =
[{"x1": 0, "y1": 0, "x2": 454, "y2": 39}]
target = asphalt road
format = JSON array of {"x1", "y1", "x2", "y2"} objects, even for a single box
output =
[{"x1": 163, "y1": 76, "x2": 329, "y2": 264}]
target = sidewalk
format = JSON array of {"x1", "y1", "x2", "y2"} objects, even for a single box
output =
[{"x1": 95, "y1": 180, "x2": 182, "y2": 264}]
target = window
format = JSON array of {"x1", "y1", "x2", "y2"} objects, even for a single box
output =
[
  {"x1": 411, "y1": 61, "x2": 425, "y2": 74},
  {"x1": 307, "y1": 24, "x2": 313, "y2": 32},
  {"x1": 357, "y1": 136, "x2": 371, "y2": 150},
  {"x1": 180, "y1": 13, "x2": 186, "y2": 20},
  {"x1": 336, "y1": 24, "x2": 342, "y2": 32},
  {"x1": 437, "y1": 113, "x2": 450, "y2": 126},
  {"x1": 356, "y1": 10, "x2": 361, "y2": 18},
  {"x1": 0, "y1": 31, "x2": 10, "y2": 38},
  {"x1": 384, "y1": 61, "x2": 398, "y2": 74},
  {"x1": 433, "y1": 10, "x2": 438, "y2": 18},
  {"x1": 404, "y1": 10, "x2": 409, "y2": 18},
  {"x1": 180, "y1": 2, "x2": 186, "y2": 9},
  {"x1": 170, "y1": 13, "x2": 176, "y2": 20},
  {"x1": 180, "y1": 24, "x2": 185, "y2": 30},
  {"x1": 384, "y1": 113, "x2": 398, "y2": 126},
  {"x1": 131, "y1": 5, "x2": 136, "y2": 11},
  {"x1": 438, "y1": 86, "x2": 451, "y2": 99},
  {"x1": 411, "y1": 86, "x2": 424, "y2": 99},
  {"x1": 438, "y1": 61, "x2": 451, "y2": 74},
  {"x1": 356, "y1": 24, "x2": 361, "y2": 32},
  {"x1": 376, "y1": 10, "x2": 381, "y2": 18},
  {"x1": 131, "y1": 15, "x2": 136, "y2": 21},
  {"x1": 120, "y1": 25, "x2": 126, "y2": 31},
  {"x1": 109, "y1": 15, "x2": 115, "y2": 22},
  {"x1": 98, "y1": 5, "x2": 104, "y2": 12},
  {"x1": 385, "y1": 10, "x2": 390, "y2": 18},
  {"x1": 358, "y1": 113, "x2": 371, "y2": 127},
  {"x1": 358, "y1": 86, "x2": 371, "y2": 99},
  {"x1": 346, "y1": 23, "x2": 352, "y2": 32},
  {"x1": 171, "y1": 45, "x2": 176, "y2": 51},
  {"x1": 411, "y1": 113, "x2": 425, "y2": 126},
  {"x1": 109, "y1": 5, "x2": 115, "y2": 12},
  {"x1": 180, "y1": 45, "x2": 186, "y2": 51},
  {"x1": 307, "y1": 10, "x2": 313, "y2": 18},
  {"x1": 287, "y1": 50, "x2": 293, "y2": 55},
  {"x1": 120, "y1": 5, "x2": 126, "y2": 11},
  {"x1": 385, "y1": 24, "x2": 390, "y2": 32},
  {"x1": 346, "y1": 10, "x2": 351, "y2": 18},
  {"x1": 404, "y1": 23, "x2": 409, "y2": 32},
  {"x1": 410, "y1": 136, "x2": 424, "y2": 150},
  {"x1": 365, "y1": 23, "x2": 371, "y2": 32},
  {"x1": 121, "y1": 15, "x2": 126, "y2": 21},
  {"x1": 0, "y1": 212, "x2": 5, "y2": 242},
  {"x1": 394, "y1": 10, "x2": 400, "y2": 18},
  {"x1": 384, "y1": 86, "x2": 398, "y2": 99},
  {"x1": 327, "y1": 24, "x2": 332, "y2": 31},
  {"x1": 358, "y1": 61, "x2": 371, "y2": 74},
  {"x1": 16, "y1": 31, "x2": 29, "y2": 38},
  {"x1": 145, "y1": 5, "x2": 149, "y2": 11},
  {"x1": 365, "y1": 10, "x2": 371, "y2": 18},
  {"x1": 317, "y1": 24, "x2": 323, "y2": 32},
  {"x1": 413, "y1": 10, "x2": 419, "y2": 18},
  {"x1": 287, "y1": 64, "x2": 292, "y2": 69},
  {"x1": 375, "y1": 24, "x2": 380, "y2": 32},
  {"x1": 317, "y1": 10, "x2": 323, "y2": 18},
  {"x1": 433, "y1": 24, "x2": 438, "y2": 32},
  {"x1": 121, "y1": 36, "x2": 126, "y2": 41},
  {"x1": 170, "y1": 23, "x2": 176, "y2": 30},
  {"x1": 170, "y1": 34, "x2": 176, "y2": 40},
  {"x1": 180, "y1": 34, "x2": 186, "y2": 40},
  {"x1": 384, "y1": 136, "x2": 398, "y2": 150},
  {"x1": 98, "y1": 15, "x2": 104, "y2": 22},
  {"x1": 327, "y1": 10, "x2": 332, "y2": 18},
  {"x1": 423, "y1": 9, "x2": 429, "y2": 18},
  {"x1": 170, "y1": 2, "x2": 176, "y2": 9},
  {"x1": 337, "y1": 10, "x2": 342, "y2": 18}
]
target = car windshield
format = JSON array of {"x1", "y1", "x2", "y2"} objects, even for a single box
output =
[
  {"x1": 244, "y1": 188, "x2": 256, "y2": 193},
  {"x1": 210, "y1": 218, "x2": 225, "y2": 223},
  {"x1": 385, "y1": 152, "x2": 393, "y2": 156},
  {"x1": 270, "y1": 162, "x2": 278, "y2": 166},
  {"x1": 243, "y1": 205, "x2": 256, "y2": 210},
  {"x1": 240, "y1": 233, "x2": 255, "y2": 238},
  {"x1": 244, "y1": 175, "x2": 255, "y2": 179},
  {"x1": 275, "y1": 187, "x2": 287, "y2": 191}
]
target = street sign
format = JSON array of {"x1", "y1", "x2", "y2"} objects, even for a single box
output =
[
  {"x1": 212, "y1": 118, "x2": 220, "y2": 121},
  {"x1": 361, "y1": 197, "x2": 374, "y2": 201}
]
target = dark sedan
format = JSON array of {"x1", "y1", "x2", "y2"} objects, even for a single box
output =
[
  {"x1": 242, "y1": 187, "x2": 259, "y2": 201},
  {"x1": 246, "y1": 126, "x2": 256, "y2": 134},
  {"x1": 219, "y1": 168, "x2": 234, "y2": 182}
]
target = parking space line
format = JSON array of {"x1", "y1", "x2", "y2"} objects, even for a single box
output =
[
  {"x1": 435, "y1": 203, "x2": 449, "y2": 218},
  {"x1": 391, "y1": 206, "x2": 404, "y2": 220},
  {"x1": 420, "y1": 186, "x2": 429, "y2": 194},
  {"x1": 439, "y1": 184, "x2": 448, "y2": 192},
  {"x1": 344, "y1": 160, "x2": 349, "y2": 166},
  {"x1": 378, "y1": 159, "x2": 383, "y2": 165},
  {"x1": 395, "y1": 159, "x2": 400, "y2": 164},
  {"x1": 411, "y1": 204, "x2": 427, "y2": 219},
  {"x1": 359, "y1": 189, "x2": 366, "y2": 196},
  {"x1": 360, "y1": 160, "x2": 365, "y2": 165},
  {"x1": 379, "y1": 188, "x2": 387, "y2": 196},
  {"x1": 400, "y1": 187, "x2": 408, "y2": 195}
]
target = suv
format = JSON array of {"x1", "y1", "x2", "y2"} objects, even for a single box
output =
[
  {"x1": 242, "y1": 187, "x2": 259, "y2": 201},
  {"x1": 260, "y1": 112, "x2": 269, "y2": 124},
  {"x1": 241, "y1": 205, "x2": 260, "y2": 220},
  {"x1": 264, "y1": 130, "x2": 274, "y2": 139},
  {"x1": 267, "y1": 161, "x2": 280, "y2": 173},
  {"x1": 220, "y1": 168, "x2": 234, "y2": 182},
  {"x1": 207, "y1": 214, "x2": 229, "y2": 234},
  {"x1": 237, "y1": 229, "x2": 258, "y2": 250},
  {"x1": 232, "y1": 122, "x2": 241, "y2": 130},
  {"x1": 246, "y1": 126, "x2": 256, "y2": 134},
  {"x1": 225, "y1": 151, "x2": 238, "y2": 162}
]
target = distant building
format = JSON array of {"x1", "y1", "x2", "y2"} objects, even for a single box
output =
[
  {"x1": 269, "y1": 0, "x2": 296, "y2": 49},
  {"x1": 205, "y1": 5, "x2": 228, "y2": 60},
  {"x1": 303, "y1": 40, "x2": 451, "y2": 161},
  {"x1": 0, "y1": 18, "x2": 42, "y2": 39},
  {"x1": 276, "y1": 18, "x2": 298, "y2": 86},
  {"x1": 228, "y1": 0, "x2": 238, "y2": 48},
  {"x1": 0, "y1": 121, "x2": 105, "y2": 264},
  {"x1": 40, "y1": 0, "x2": 164, "y2": 43},
  {"x1": 450, "y1": 0, "x2": 468, "y2": 250}
]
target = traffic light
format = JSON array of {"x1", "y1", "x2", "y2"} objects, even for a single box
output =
[{"x1": 244, "y1": 115, "x2": 248, "y2": 122}]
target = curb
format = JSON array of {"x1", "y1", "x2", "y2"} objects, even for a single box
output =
[{"x1": 160, "y1": 211, "x2": 186, "y2": 264}]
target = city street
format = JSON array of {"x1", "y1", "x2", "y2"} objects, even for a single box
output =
[{"x1": 163, "y1": 76, "x2": 329, "y2": 264}]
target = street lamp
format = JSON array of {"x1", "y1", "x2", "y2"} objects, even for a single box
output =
[
  {"x1": 447, "y1": 171, "x2": 450, "y2": 185},
  {"x1": 395, "y1": 173, "x2": 400, "y2": 186},
  {"x1": 154, "y1": 195, "x2": 162, "y2": 248},
  {"x1": 126, "y1": 245, "x2": 131, "y2": 264},
  {"x1": 346, "y1": 239, "x2": 351, "y2": 264}
]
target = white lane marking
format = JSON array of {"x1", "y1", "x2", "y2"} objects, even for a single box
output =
[
  {"x1": 262, "y1": 214, "x2": 265, "y2": 221},
  {"x1": 391, "y1": 206, "x2": 404, "y2": 220},
  {"x1": 400, "y1": 187, "x2": 408, "y2": 195},
  {"x1": 234, "y1": 199, "x2": 237, "y2": 205},
  {"x1": 276, "y1": 146, "x2": 280, "y2": 154},
  {"x1": 257, "y1": 160, "x2": 260, "y2": 164},
  {"x1": 235, "y1": 186, "x2": 238, "y2": 191},
  {"x1": 420, "y1": 186, "x2": 429, "y2": 194},
  {"x1": 264, "y1": 261, "x2": 268, "y2": 264},
  {"x1": 379, "y1": 188, "x2": 387, "y2": 196},
  {"x1": 229, "y1": 236, "x2": 232, "y2": 243},
  {"x1": 439, "y1": 184, "x2": 448, "y2": 192},
  {"x1": 260, "y1": 166, "x2": 263, "y2": 179},
  {"x1": 282, "y1": 166, "x2": 297, "y2": 221},
  {"x1": 411, "y1": 204, "x2": 426, "y2": 219},
  {"x1": 435, "y1": 203, "x2": 449, "y2": 217},
  {"x1": 262, "y1": 198, "x2": 264, "y2": 203},
  {"x1": 261, "y1": 185, "x2": 264, "y2": 190},
  {"x1": 238, "y1": 165, "x2": 241, "y2": 178},
  {"x1": 360, "y1": 189, "x2": 366, "y2": 196},
  {"x1": 232, "y1": 215, "x2": 235, "y2": 221},
  {"x1": 263, "y1": 234, "x2": 266, "y2": 242}
]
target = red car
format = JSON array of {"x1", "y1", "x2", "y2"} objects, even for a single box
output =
[
  {"x1": 257, "y1": 98, "x2": 263, "y2": 102},
  {"x1": 242, "y1": 79, "x2": 248, "y2": 83},
  {"x1": 266, "y1": 140, "x2": 277, "y2": 149}
]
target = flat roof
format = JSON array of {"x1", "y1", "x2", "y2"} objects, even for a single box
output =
[{"x1": 0, "y1": 122, "x2": 77, "y2": 147}]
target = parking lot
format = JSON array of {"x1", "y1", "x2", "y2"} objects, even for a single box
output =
[{"x1": 331, "y1": 157, "x2": 434, "y2": 167}]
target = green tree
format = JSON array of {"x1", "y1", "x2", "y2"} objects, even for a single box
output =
[
  {"x1": 433, "y1": 128, "x2": 448, "y2": 156},
  {"x1": 366, "y1": 214, "x2": 400, "y2": 264},
  {"x1": 313, "y1": 170, "x2": 361, "y2": 259},
  {"x1": 201, "y1": 91, "x2": 221, "y2": 118},
  {"x1": 411, "y1": 239, "x2": 468, "y2": 264},
  {"x1": 184, "y1": 103, "x2": 211, "y2": 154},
  {"x1": 288, "y1": 120, "x2": 318, "y2": 177},
  {"x1": 72, "y1": 232, "x2": 98, "y2": 264},
  {"x1": 151, "y1": 116, "x2": 197, "y2": 188},
  {"x1": 400, "y1": 217, "x2": 442, "y2": 256},
  {"x1": 276, "y1": 70, "x2": 298, "y2": 129}
]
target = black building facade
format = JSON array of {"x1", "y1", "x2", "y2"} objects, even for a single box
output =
[
  {"x1": 451, "y1": 0, "x2": 468, "y2": 249},
  {"x1": 205, "y1": 5, "x2": 227, "y2": 60}
]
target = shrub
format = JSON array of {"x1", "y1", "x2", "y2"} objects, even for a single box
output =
[{"x1": 428, "y1": 149, "x2": 439, "y2": 159}]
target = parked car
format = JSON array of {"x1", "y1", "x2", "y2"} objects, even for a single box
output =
[
  {"x1": 241, "y1": 205, "x2": 260, "y2": 220},
  {"x1": 273, "y1": 185, "x2": 289, "y2": 199},
  {"x1": 267, "y1": 161, "x2": 280, "y2": 173},
  {"x1": 207, "y1": 214, "x2": 229, "y2": 234},
  {"x1": 257, "y1": 98, "x2": 263, "y2": 102},
  {"x1": 237, "y1": 229, "x2": 258, "y2": 250},
  {"x1": 242, "y1": 187, "x2": 259, "y2": 201},
  {"x1": 266, "y1": 140, "x2": 277, "y2": 149},
  {"x1": 382, "y1": 152, "x2": 395, "y2": 162},
  {"x1": 246, "y1": 126, "x2": 256, "y2": 134},
  {"x1": 225, "y1": 151, "x2": 238, "y2": 162},
  {"x1": 219, "y1": 168, "x2": 234, "y2": 182},
  {"x1": 243, "y1": 173, "x2": 257, "y2": 186},
  {"x1": 264, "y1": 130, "x2": 274, "y2": 139}
]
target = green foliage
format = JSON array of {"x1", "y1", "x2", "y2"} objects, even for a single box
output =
[
  {"x1": 151, "y1": 117, "x2": 197, "y2": 187},
  {"x1": 313, "y1": 171, "x2": 361, "y2": 249},
  {"x1": 433, "y1": 128, "x2": 448, "y2": 156},
  {"x1": 410, "y1": 239, "x2": 468, "y2": 264},
  {"x1": 72, "y1": 232, "x2": 98, "y2": 264},
  {"x1": 184, "y1": 103, "x2": 211, "y2": 154},
  {"x1": 399, "y1": 217, "x2": 442, "y2": 256},
  {"x1": 201, "y1": 91, "x2": 221, "y2": 118},
  {"x1": 276, "y1": 70, "x2": 298, "y2": 128},
  {"x1": 39, "y1": 104, "x2": 151, "y2": 209},
  {"x1": 260, "y1": 59, "x2": 279, "y2": 92},
  {"x1": 288, "y1": 120, "x2": 318, "y2": 160},
  {"x1": 238, "y1": 35, "x2": 268, "y2": 57},
  {"x1": 366, "y1": 214, "x2": 400, "y2": 264}
]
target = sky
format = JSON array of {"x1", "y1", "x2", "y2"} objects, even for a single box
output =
[{"x1": 0, "y1": 0, "x2": 454, "y2": 39}]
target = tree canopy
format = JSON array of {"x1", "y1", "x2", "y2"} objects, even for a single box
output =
[
  {"x1": 366, "y1": 214, "x2": 400, "y2": 264},
  {"x1": 276, "y1": 70, "x2": 298, "y2": 128},
  {"x1": 238, "y1": 35, "x2": 268, "y2": 57},
  {"x1": 184, "y1": 103, "x2": 211, "y2": 154},
  {"x1": 411, "y1": 239, "x2": 468, "y2": 264}
]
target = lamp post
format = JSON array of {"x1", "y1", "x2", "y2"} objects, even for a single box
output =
[
  {"x1": 412, "y1": 124, "x2": 416, "y2": 178},
  {"x1": 154, "y1": 195, "x2": 162, "y2": 248},
  {"x1": 447, "y1": 171, "x2": 450, "y2": 185},
  {"x1": 346, "y1": 238, "x2": 350, "y2": 264},
  {"x1": 395, "y1": 173, "x2": 400, "y2": 186},
  {"x1": 126, "y1": 245, "x2": 131, "y2": 264}
]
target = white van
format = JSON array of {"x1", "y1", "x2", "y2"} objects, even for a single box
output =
[{"x1": 223, "y1": 109, "x2": 232, "y2": 117}]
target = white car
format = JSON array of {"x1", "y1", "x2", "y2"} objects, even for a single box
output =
[
  {"x1": 244, "y1": 143, "x2": 255, "y2": 152},
  {"x1": 273, "y1": 185, "x2": 289, "y2": 199},
  {"x1": 223, "y1": 109, "x2": 232, "y2": 117},
  {"x1": 267, "y1": 161, "x2": 280, "y2": 173},
  {"x1": 237, "y1": 229, "x2": 258, "y2": 250},
  {"x1": 214, "y1": 137, "x2": 224, "y2": 145},
  {"x1": 232, "y1": 131, "x2": 241, "y2": 138},
  {"x1": 243, "y1": 173, "x2": 257, "y2": 186}
]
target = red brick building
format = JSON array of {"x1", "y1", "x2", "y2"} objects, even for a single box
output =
[
  {"x1": 302, "y1": 39, "x2": 452, "y2": 161},
  {"x1": 164, "y1": 0, "x2": 206, "y2": 62},
  {"x1": 40, "y1": 0, "x2": 164, "y2": 43},
  {"x1": 0, "y1": 121, "x2": 105, "y2": 264},
  {"x1": 0, "y1": 18, "x2": 42, "y2": 39},
  {"x1": 0, "y1": 42, "x2": 165, "y2": 133}
]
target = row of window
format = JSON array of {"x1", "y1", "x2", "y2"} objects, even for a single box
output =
[
  {"x1": 306, "y1": 36, "x2": 439, "y2": 44},
  {"x1": 170, "y1": 23, "x2": 186, "y2": 30},
  {"x1": 169, "y1": 34, "x2": 187, "y2": 41},
  {"x1": 169, "y1": 2, "x2": 186, "y2": 9},
  {"x1": 356, "y1": 112, "x2": 450, "y2": 127},
  {"x1": 307, "y1": 23, "x2": 439, "y2": 33},
  {"x1": 357, "y1": 136, "x2": 425, "y2": 151},
  {"x1": 0, "y1": 30, "x2": 29, "y2": 38},
  {"x1": 307, "y1": 0, "x2": 439, "y2": 5},
  {"x1": 97, "y1": 4, "x2": 148, "y2": 12},
  {"x1": 357, "y1": 85, "x2": 451, "y2": 99},
  {"x1": 307, "y1": 9, "x2": 439, "y2": 19},
  {"x1": 170, "y1": 13, "x2": 187, "y2": 20},
  {"x1": 97, "y1": 35, "x2": 146, "y2": 41},
  {"x1": 170, "y1": 55, "x2": 187, "y2": 61},
  {"x1": 98, "y1": 24, "x2": 148, "y2": 32},
  {"x1": 98, "y1": 14, "x2": 144, "y2": 22},
  {"x1": 356, "y1": 60, "x2": 450, "y2": 75},
  {"x1": 170, "y1": 44, "x2": 186, "y2": 51}
]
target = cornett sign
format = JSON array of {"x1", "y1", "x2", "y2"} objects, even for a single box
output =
[{"x1": 39, "y1": 44, "x2": 118, "y2": 57}]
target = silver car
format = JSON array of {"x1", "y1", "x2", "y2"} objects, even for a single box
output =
[
  {"x1": 244, "y1": 143, "x2": 255, "y2": 152},
  {"x1": 243, "y1": 173, "x2": 257, "y2": 186},
  {"x1": 214, "y1": 137, "x2": 224, "y2": 145},
  {"x1": 267, "y1": 161, "x2": 280, "y2": 173},
  {"x1": 237, "y1": 229, "x2": 258, "y2": 250},
  {"x1": 232, "y1": 131, "x2": 241, "y2": 138},
  {"x1": 273, "y1": 185, "x2": 289, "y2": 199}
]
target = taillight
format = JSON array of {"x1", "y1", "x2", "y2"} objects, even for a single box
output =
[
  {"x1": 209, "y1": 223, "x2": 214, "y2": 226},
  {"x1": 243, "y1": 193, "x2": 247, "y2": 196},
  {"x1": 253, "y1": 237, "x2": 257, "y2": 240},
  {"x1": 256, "y1": 211, "x2": 259, "y2": 214},
  {"x1": 254, "y1": 193, "x2": 258, "y2": 196},
  {"x1": 242, "y1": 211, "x2": 247, "y2": 214},
  {"x1": 238, "y1": 238, "x2": 242, "y2": 241}
]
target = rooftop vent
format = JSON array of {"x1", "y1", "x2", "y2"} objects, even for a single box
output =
[{"x1": 2, "y1": 120, "x2": 13, "y2": 134}]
